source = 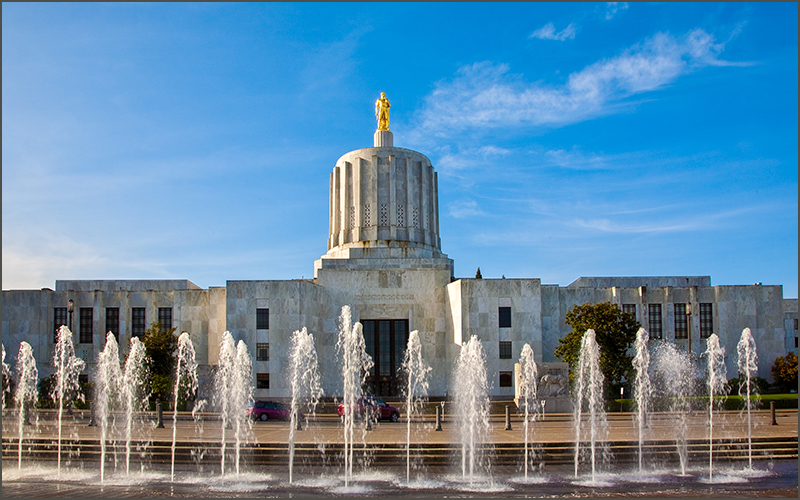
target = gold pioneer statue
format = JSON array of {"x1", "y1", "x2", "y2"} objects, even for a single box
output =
[{"x1": 375, "y1": 92, "x2": 390, "y2": 131}]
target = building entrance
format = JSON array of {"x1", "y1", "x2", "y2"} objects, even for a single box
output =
[{"x1": 362, "y1": 319, "x2": 408, "y2": 397}]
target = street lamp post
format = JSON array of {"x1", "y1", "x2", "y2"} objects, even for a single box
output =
[{"x1": 67, "y1": 299, "x2": 75, "y2": 332}]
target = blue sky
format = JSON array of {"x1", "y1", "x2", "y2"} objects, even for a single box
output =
[{"x1": 3, "y1": 3, "x2": 797, "y2": 298}]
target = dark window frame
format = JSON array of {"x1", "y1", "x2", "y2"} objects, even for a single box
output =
[
  {"x1": 699, "y1": 303, "x2": 713, "y2": 339},
  {"x1": 79, "y1": 308, "x2": 93, "y2": 344},
  {"x1": 499, "y1": 307, "x2": 512, "y2": 328},
  {"x1": 648, "y1": 303, "x2": 662, "y2": 339},
  {"x1": 361, "y1": 319, "x2": 408, "y2": 397},
  {"x1": 622, "y1": 304, "x2": 637, "y2": 317},
  {"x1": 674, "y1": 303, "x2": 688, "y2": 339},
  {"x1": 499, "y1": 371, "x2": 513, "y2": 387},
  {"x1": 105, "y1": 307, "x2": 120, "y2": 337},
  {"x1": 499, "y1": 341, "x2": 512, "y2": 359},
  {"x1": 257, "y1": 373, "x2": 270, "y2": 389},
  {"x1": 256, "y1": 308, "x2": 270, "y2": 330},
  {"x1": 54, "y1": 307, "x2": 67, "y2": 343},
  {"x1": 158, "y1": 307, "x2": 172, "y2": 331},
  {"x1": 132, "y1": 308, "x2": 146, "y2": 338},
  {"x1": 256, "y1": 342, "x2": 269, "y2": 361}
]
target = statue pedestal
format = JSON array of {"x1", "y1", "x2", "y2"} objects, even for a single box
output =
[{"x1": 374, "y1": 130, "x2": 393, "y2": 147}]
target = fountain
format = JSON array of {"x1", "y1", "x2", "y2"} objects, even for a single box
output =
[
  {"x1": 172, "y1": 332, "x2": 200, "y2": 481},
  {"x1": 335, "y1": 305, "x2": 373, "y2": 488},
  {"x1": 453, "y1": 335, "x2": 490, "y2": 483},
  {"x1": 51, "y1": 326, "x2": 86, "y2": 477},
  {"x1": 3, "y1": 344, "x2": 10, "y2": 409},
  {"x1": 14, "y1": 342, "x2": 38, "y2": 470},
  {"x1": 287, "y1": 327, "x2": 323, "y2": 484},
  {"x1": 95, "y1": 333, "x2": 123, "y2": 481},
  {"x1": 517, "y1": 343, "x2": 539, "y2": 480},
  {"x1": 121, "y1": 337, "x2": 150, "y2": 475},
  {"x1": 737, "y1": 328, "x2": 759, "y2": 469},
  {"x1": 651, "y1": 341, "x2": 692, "y2": 475},
  {"x1": 213, "y1": 331, "x2": 253, "y2": 476},
  {"x1": 632, "y1": 328, "x2": 651, "y2": 474},
  {"x1": 704, "y1": 333, "x2": 728, "y2": 481},
  {"x1": 400, "y1": 330, "x2": 431, "y2": 484},
  {"x1": 573, "y1": 329, "x2": 607, "y2": 483}
]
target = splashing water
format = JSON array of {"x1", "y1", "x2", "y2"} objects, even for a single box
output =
[
  {"x1": 573, "y1": 329, "x2": 607, "y2": 482},
  {"x1": 122, "y1": 337, "x2": 150, "y2": 476},
  {"x1": 96, "y1": 333, "x2": 122, "y2": 481},
  {"x1": 15, "y1": 342, "x2": 38, "y2": 470},
  {"x1": 3, "y1": 345, "x2": 11, "y2": 410},
  {"x1": 651, "y1": 342, "x2": 692, "y2": 474},
  {"x1": 214, "y1": 332, "x2": 253, "y2": 476},
  {"x1": 401, "y1": 330, "x2": 431, "y2": 484},
  {"x1": 517, "y1": 343, "x2": 539, "y2": 480},
  {"x1": 172, "y1": 332, "x2": 200, "y2": 481},
  {"x1": 704, "y1": 333, "x2": 727, "y2": 481},
  {"x1": 288, "y1": 327, "x2": 324, "y2": 484},
  {"x1": 336, "y1": 306, "x2": 373, "y2": 487},
  {"x1": 51, "y1": 326, "x2": 86, "y2": 477},
  {"x1": 737, "y1": 328, "x2": 758, "y2": 469},
  {"x1": 453, "y1": 335, "x2": 489, "y2": 484},
  {"x1": 632, "y1": 328, "x2": 652, "y2": 474}
]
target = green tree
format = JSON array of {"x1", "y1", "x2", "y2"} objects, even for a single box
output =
[
  {"x1": 554, "y1": 302, "x2": 641, "y2": 397},
  {"x1": 141, "y1": 322, "x2": 178, "y2": 401},
  {"x1": 771, "y1": 352, "x2": 797, "y2": 393}
]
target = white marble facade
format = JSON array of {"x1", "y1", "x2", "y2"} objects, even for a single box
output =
[{"x1": 3, "y1": 131, "x2": 798, "y2": 401}]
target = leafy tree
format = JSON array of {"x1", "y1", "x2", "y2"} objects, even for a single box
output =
[
  {"x1": 141, "y1": 322, "x2": 178, "y2": 401},
  {"x1": 475, "y1": 268, "x2": 483, "y2": 279},
  {"x1": 554, "y1": 302, "x2": 641, "y2": 398},
  {"x1": 771, "y1": 352, "x2": 798, "y2": 393}
]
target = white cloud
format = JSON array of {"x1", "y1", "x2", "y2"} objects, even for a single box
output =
[
  {"x1": 413, "y1": 28, "x2": 747, "y2": 136},
  {"x1": 530, "y1": 22, "x2": 577, "y2": 41},
  {"x1": 448, "y1": 199, "x2": 485, "y2": 219},
  {"x1": 605, "y1": 2, "x2": 628, "y2": 21}
]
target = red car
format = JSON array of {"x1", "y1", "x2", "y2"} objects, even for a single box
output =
[
  {"x1": 250, "y1": 400, "x2": 291, "y2": 421},
  {"x1": 337, "y1": 396, "x2": 400, "y2": 422}
]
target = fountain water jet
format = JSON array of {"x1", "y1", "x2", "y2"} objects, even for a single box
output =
[
  {"x1": 517, "y1": 343, "x2": 539, "y2": 480},
  {"x1": 95, "y1": 333, "x2": 122, "y2": 481},
  {"x1": 121, "y1": 337, "x2": 149, "y2": 475},
  {"x1": 51, "y1": 326, "x2": 86, "y2": 477},
  {"x1": 335, "y1": 305, "x2": 373, "y2": 488},
  {"x1": 400, "y1": 330, "x2": 431, "y2": 484},
  {"x1": 737, "y1": 327, "x2": 758, "y2": 469},
  {"x1": 651, "y1": 342, "x2": 692, "y2": 475},
  {"x1": 172, "y1": 332, "x2": 200, "y2": 481},
  {"x1": 287, "y1": 327, "x2": 323, "y2": 484},
  {"x1": 704, "y1": 333, "x2": 727, "y2": 481},
  {"x1": 3, "y1": 345, "x2": 11, "y2": 409},
  {"x1": 632, "y1": 328, "x2": 651, "y2": 474},
  {"x1": 213, "y1": 332, "x2": 253, "y2": 476},
  {"x1": 573, "y1": 329, "x2": 607, "y2": 483},
  {"x1": 453, "y1": 335, "x2": 489, "y2": 483},
  {"x1": 15, "y1": 342, "x2": 38, "y2": 470}
]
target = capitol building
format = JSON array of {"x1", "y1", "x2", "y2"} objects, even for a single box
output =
[{"x1": 3, "y1": 100, "x2": 797, "y2": 402}]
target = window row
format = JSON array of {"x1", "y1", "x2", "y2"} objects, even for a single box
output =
[
  {"x1": 622, "y1": 302, "x2": 714, "y2": 339},
  {"x1": 53, "y1": 306, "x2": 173, "y2": 343}
]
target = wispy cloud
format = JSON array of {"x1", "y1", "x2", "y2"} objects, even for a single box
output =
[
  {"x1": 530, "y1": 22, "x2": 577, "y2": 41},
  {"x1": 448, "y1": 199, "x2": 486, "y2": 219},
  {"x1": 413, "y1": 28, "x2": 749, "y2": 137},
  {"x1": 604, "y1": 2, "x2": 628, "y2": 21}
]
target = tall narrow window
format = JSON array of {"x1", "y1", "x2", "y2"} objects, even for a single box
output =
[
  {"x1": 622, "y1": 304, "x2": 637, "y2": 317},
  {"x1": 674, "y1": 303, "x2": 688, "y2": 339},
  {"x1": 158, "y1": 307, "x2": 172, "y2": 330},
  {"x1": 257, "y1": 373, "x2": 270, "y2": 389},
  {"x1": 54, "y1": 307, "x2": 67, "y2": 343},
  {"x1": 257, "y1": 343, "x2": 269, "y2": 361},
  {"x1": 256, "y1": 308, "x2": 269, "y2": 330},
  {"x1": 700, "y1": 303, "x2": 713, "y2": 338},
  {"x1": 106, "y1": 308, "x2": 119, "y2": 336},
  {"x1": 499, "y1": 341, "x2": 512, "y2": 359},
  {"x1": 360, "y1": 319, "x2": 408, "y2": 397},
  {"x1": 648, "y1": 304, "x2": 662, "y2": 339},
  {"x1": 79, "y1": 308, "x2": 93, "y2": 344},
  {"x1": 132, "y1": 308, "x2": 146, "y2": 338},
  {"x1": 499, "y1": 307, "x2": 512, "y2": 328}
]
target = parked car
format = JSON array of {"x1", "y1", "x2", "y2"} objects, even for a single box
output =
[
  {"x1": 337, "y1": 395, "x2": 400, "y2": 422},
  {"x1": 250, "y1": 400, "x2": 292, "y2": 421}
]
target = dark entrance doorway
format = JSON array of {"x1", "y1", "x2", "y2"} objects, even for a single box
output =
[{"x1": 362, "y1": 319, "x2": 408, "y2": 397}]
